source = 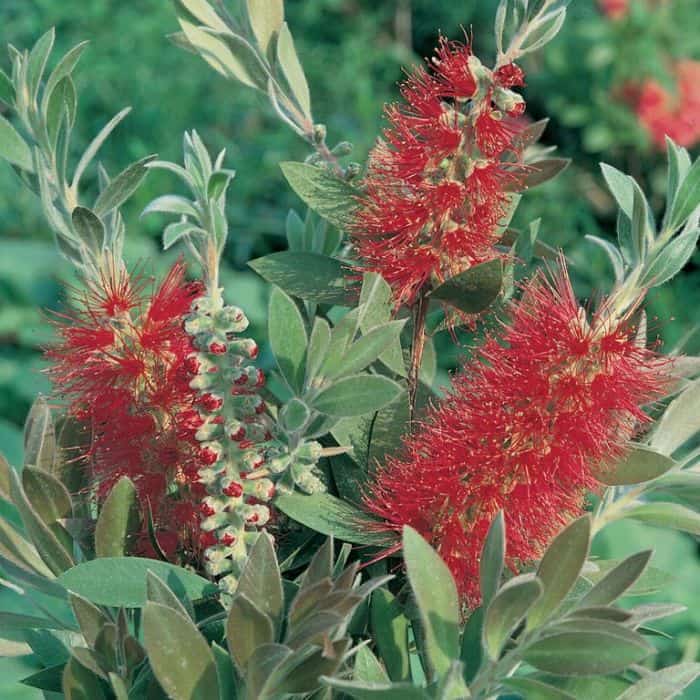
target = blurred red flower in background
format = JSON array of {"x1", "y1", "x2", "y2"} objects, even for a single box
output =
[
  {"x1": 599, "y1": 0, "x2": 629, "y2": 20},
  {"x1": 633, "y1": 60, "x2": 700, "y2": 148}
]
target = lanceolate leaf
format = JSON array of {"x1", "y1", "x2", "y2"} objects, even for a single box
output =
[
  {"x1": 71, "y1": 207, "x2": 104, "y2": 258},
  {"x1": 8, "y1": 468, "x2": 73, "y2": 575},
  {"x1": 579, "y1": 550, "x2": 652, "y2": 607},
  {"x1": 249, "y1": 250, "x2": 355, "y2": 304},
  {"x1": 226, "y1": 593, "x2": 275, "y2": 671},
  {"x1": 22, "y1": 466, "x2": 72, "y2": 525},
  {"x1": 24, "y1": 396, "x2": 56, "y2": 470},
  {"x1": 524, "y1": 623, "x2": 653, "y2": 676},
  {"x1": 268, "y1": 286, "x2": 308, "y2": 394},
  {"x1": 480, "y1": 512, "x2": 505, "y2": 608},
  {"x1": 639, "y1": 224, "x2": 700, "y2": 288},
  {"x1": 600, "y1": 163, "x2": 634, "y2": 219},
  {"x1": 623, "y1": 502, "x2": 700, "y2": 535},
  {"x1": 592, "y1": 446, "x2": 676, "y2": 486},
  {"x1": 144, "y1": 602, "x2": 220, "y2": 700},
  {"x1": 277, "y1": 23, "x2": 311, "y2": 119},
  {"x1": 502, "y1": 677, "x2": 575, "y2": 700},
  {"x1": 402, "y1": 526, "x2": 460, "y2": 678},
  {"x1": 527, "y1": 516, "x2": 590, "y2": 629},
  {"x1": 522, "y1": 158, "x2": 570, "y2": 188},
  {"x1": 57, "y1": 558, "x2": 217, "y2": 607},
  {"x1": 617, "y1": 662, "x2": 700, "y2": 699},
  {"x1": 650, "y1": 379, "x2": 700, "y2": 456},
  {"x1": 328, "y1": 320, "x2": 406, "y2": 379},
  {"x1": 370, "y1": 589, "x2": 411, "y2": 682},
  {"x1": 274, "y1": 491, "x2": 395, "y2": 547},
  {"x1": 93, "y1": 154, "x2": 156, "y2": 216},
  {"x1": 237, "y1": 532, "x2": 284, "y2": 630},
  {"x1": 483, "y1": 575, "x2": 542, "y2": 660},
  {"x1": 94, "y1": 477, "x2": 140, "y2": 558},
  {"x1": 430, "y1": 259, "x2": 503, "y2": 314},
  {"x1": 0, "y1": 114, "x2": 33, "y2": 171},
  {"x1": 667, "y1": 157, "x2": 700, "y2": 232},
  {"x1": 354, "y1": 646, "x2": 390, "y2": 683},
  {"x1": 322, "y1": 678, "x2": 428, "y2": 700},
  {"x1": 311, "y1": 375, "x2": 404, "y2": 417},
  {"x1": 247, "y1": 0, "x2": 284, "y2": 53},
  {"x1": 280, "y1": 162, "x2": 360, "y2": 229}
]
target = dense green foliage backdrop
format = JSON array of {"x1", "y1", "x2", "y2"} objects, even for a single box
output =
[{"x1": 0, "y1": 0, "x2": 699, "y2": 697}]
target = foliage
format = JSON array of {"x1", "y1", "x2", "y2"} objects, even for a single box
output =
[{"x1": 0, "y1": 0, "x2": 699, "y2": 699}]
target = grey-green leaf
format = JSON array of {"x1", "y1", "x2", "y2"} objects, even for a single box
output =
[
  {"x1": 430, "y1": 259, "x2": 503, "y2": 314},
  {"x1": 22, "y1": 466, "x2": 72, "y2": 525},
  {"x1": 311, "y1": 375, "x2": 403, "y2": 417},
  {"x1": 601, "y1": 163, "x2": 634, "y2": 219},
  {"x1": 250, "y1": 251, "x2": 354, "y2": 305},
  {"x1": 144, "y1": 602, "x2": 220, "y2": 700},
  {"x1": 592, "y1": 445, "x2": 676, "y2": 486},
  {"x1": 524, "y1": 623, "x2": 653, "y2": 676},
  {"x1": 650, "y1": 379, "x2": 700, "y2": 456},
  {"x1": 9, "y1": 467, "x2": 73, "y2": 575},
  {"x1": 23, "y1": 395, "x2": 55, "y2": 470},
  {"x1": 502, "y1": 677, "x2": 575, "y2": 700},
  {"x1": 93, "y1": 155, "x2": 156, "y2": 216},
  {"x1": 280, "y1": 162, "x2": 360, "y2": 229},
  {"x1": 483, "y1": 576, "x2": 542, "y2": 660},
  {"x1": 94, "y1": 477, "x2": 140, "y2": 558},
  {"x1": 402, "y1": 526, "x2": 460, "y2": 678},
  {"x1": 579, "y1": 550, "x2": 652, "y2": 607},
  {"x1": 617, "y1": 662, "x2": 700, "y2": 699},
  {"x1": 371, "y1": 589, "x2": 411, "y2": 682},
  {"x1": 329, "y1": 320, "x2": 406, "y2": 379},
  {"x1": 71, "y1": 207, "x2": 104, "y2": 258},
  {"x1": 527, "y1": 516, "x2": 590, "y2": 629},
  {"x1": 269, "y1": 285, "x2": 308, "y2": 394},
  {"x1": 57, "y1": 558, "x2": 216, "y2": 607},
  {"x1": 274, "y1": 491, "x2": 395, "y2": 547},
  {"x1": 277, "y1": 23, "x2": 311, "y2": 119},
  {"x1": 246, "y1": 0, "x2": 284, "y2": 53},
  {"x1": 226, "y1": 593, "x2": 275, "y2": 672},
  {"x1": 667, "y1": 157, "x2": 700, "y2": 232},
  {"x1": 623, "y1": 502, "x2": 700, "y2": 535},
  {"x1": 0, "y1": 114, "x2": 33, "y2": 171},
  {"x1": 237, "y1": 532, "x2": 284, "y2": 630},
  {"x1": 480, "y1": 512, "x2": 505, "y2": 609}
]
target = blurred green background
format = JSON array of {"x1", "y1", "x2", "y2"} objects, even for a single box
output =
[{"x1": 1, "y1": 0, "x2": 699, "y2": 696}]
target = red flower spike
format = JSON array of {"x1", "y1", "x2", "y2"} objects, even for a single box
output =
[
  {"x1": 364, "y1": 264, "x2": 671, "y2": 606},
  {"x1": 47, "y1": 261, "x2": 210, "y2": 559},
  {"x1": 350, "y1": 37, "x2": 527, "y2": 307}
]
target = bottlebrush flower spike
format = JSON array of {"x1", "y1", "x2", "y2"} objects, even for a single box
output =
[
  {"x1": 47, "y1": 261, "x2": 207, "y2": 558},
  {"x1": 185, "y1": 293, "x2": 324, "y2": 594},
  {"x1": 350, "y1": 36, "x2": 528, "y2": 307},
  {"x1": 364, "y1": 263, "x2": 671, "y2": 605}
]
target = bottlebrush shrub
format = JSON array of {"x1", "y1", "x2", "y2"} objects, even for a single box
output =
[{"x1": 0, "y1": 0, "x2": 700, "y2": 699}]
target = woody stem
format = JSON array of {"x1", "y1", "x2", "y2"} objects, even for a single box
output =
[{"x1": 408, "y1": 292, "x2": 429, "y2": 424}]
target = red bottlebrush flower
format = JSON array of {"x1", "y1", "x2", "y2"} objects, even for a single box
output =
[
  {"x1": 350, "y1": 37, "x2": 527, "y2": 306},
  {"x1": 599, "y1": 0, "x2": 629, "y2": 19},
  {"x1": 47, "y1": 261, "x2": 207, "y2": 560},
  {"x1": 364, "y1": 264, "x2": 670, "y2": 605}
]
